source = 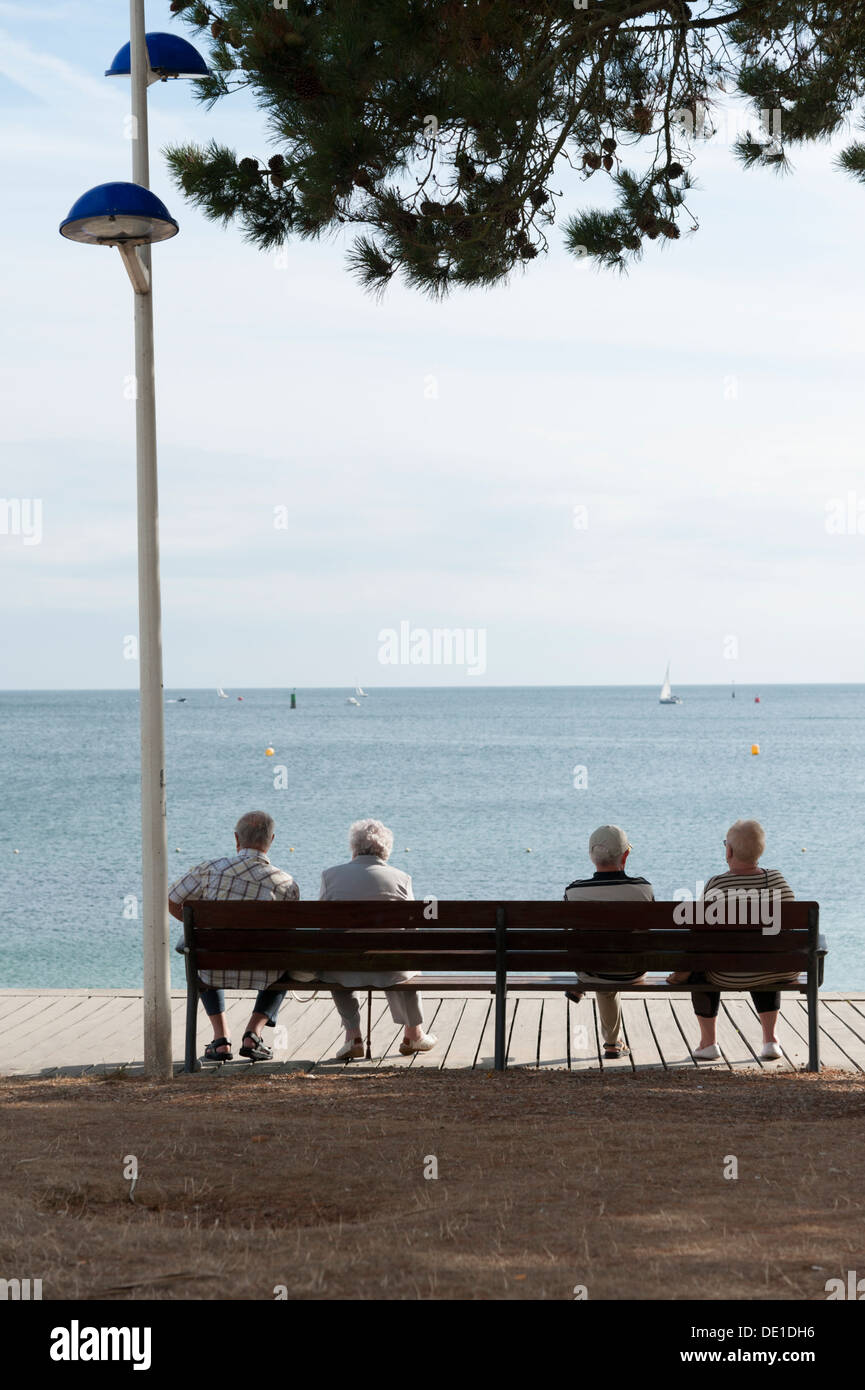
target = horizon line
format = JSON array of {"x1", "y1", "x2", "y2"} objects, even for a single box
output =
[{"x1": 1, "y1": 682, "x2": 863, "y2": 693}]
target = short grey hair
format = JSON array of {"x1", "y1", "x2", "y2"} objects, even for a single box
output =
[
  {"x1": 726, "y1": 819, "x2": 766, "y2": 863},
  {"x1": 349, "y1": 818, "x2": 394, "y2": 860},
  {"x1": 235, "y1": 810, "x2": 275, "y2": 850}
]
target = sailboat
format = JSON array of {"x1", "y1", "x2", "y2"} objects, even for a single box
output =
[
  {"x1": 346, "y1": 695, "x2": 360, "y2": 706},
  {"x1": 355, "y1": 685, "x2": 368, "y2": 698},
  {"x1": 216, "y1": 687, "x2": 228, "y2": 699},
  {"x1": 659, "y1": 663, "x2": 683, "y2": 705}
]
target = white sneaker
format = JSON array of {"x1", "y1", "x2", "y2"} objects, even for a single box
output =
[
  {"x1": 399, "y1": 1032, "x2": 438, "y2": 1055},
  {"x1": 760, "y1": 1041, "x2": 783, "y2": 1060},
  {"x1": 693, "y1": 1044, "x2": 721, "y2": 1061}
]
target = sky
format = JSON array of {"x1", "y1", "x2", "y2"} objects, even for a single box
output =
[{"x1": 2, "y1": 1, "x2": 865, "y2": 689}]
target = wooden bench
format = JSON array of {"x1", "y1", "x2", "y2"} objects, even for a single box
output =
[{"x1": 181, "y1": 899, "x2": 826, "y2": 1072}]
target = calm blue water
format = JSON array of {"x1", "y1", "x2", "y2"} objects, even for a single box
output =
[{"x1": 0, "y1": 686, "x2": 861, "y2": 989}]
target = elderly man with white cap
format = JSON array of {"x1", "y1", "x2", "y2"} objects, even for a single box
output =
[{"x1": 563, "y1": 825, "x2": 654, "y2": 1058}]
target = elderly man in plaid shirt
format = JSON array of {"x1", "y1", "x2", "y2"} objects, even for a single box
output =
[{"x1": 169, "y1": 810, "x2": 301, "y2": 1062}]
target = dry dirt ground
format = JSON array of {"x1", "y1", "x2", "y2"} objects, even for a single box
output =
[{"x1": 2, "y1": 1067, "x2": 863, "y2": 1301}]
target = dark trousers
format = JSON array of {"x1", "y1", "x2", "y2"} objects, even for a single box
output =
[
  {"x1": 688, "y1": 972, "x2": 780, "y2": 1019},
  {"x1": 199, "y1": 976, "x2": 290, "y2": 1027}
]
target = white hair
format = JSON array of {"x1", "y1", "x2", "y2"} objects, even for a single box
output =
[
  {"x1": 235, "y1": 810, "x2": 274, "y2": 850},
  {"x1": 349, "y1": 818, "x2": 394, "y2": 860},
  {"x1": 726, "y1": 819, "x2": 766, "y2": 863}
]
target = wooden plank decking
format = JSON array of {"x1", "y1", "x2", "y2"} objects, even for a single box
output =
[{"x1": 1, "y1": 989, "x2": 864, "y2": 1078}]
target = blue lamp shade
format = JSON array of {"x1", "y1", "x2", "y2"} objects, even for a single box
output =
[
  {"x1": 59, "y1": 183, "x2": 179, "y2": 246},
  {"x1": 105, "y1": 32, "x2": 209, "y2": 79}
]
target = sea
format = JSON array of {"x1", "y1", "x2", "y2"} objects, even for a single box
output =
[{"x1": 0, "y1": 685, "x2": 861, "y2": 991}]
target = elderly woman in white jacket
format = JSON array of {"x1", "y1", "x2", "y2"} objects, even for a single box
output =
[{"x1": 318, "y1": 819, "x2": 438, "y2": 1061}]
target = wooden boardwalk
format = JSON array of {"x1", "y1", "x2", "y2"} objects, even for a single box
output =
[{"x1": 2, "y1": 988, "x2": 865, "y2": 1077}]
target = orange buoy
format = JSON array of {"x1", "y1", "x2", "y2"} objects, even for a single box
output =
[{"x1": 751, "y1": 744, "x2": 760, "y2": 755}]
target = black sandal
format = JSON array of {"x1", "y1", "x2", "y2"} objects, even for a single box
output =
[
  {"x1": 203, "y1": 1036, "x2": 232, "y2": 1062},
  {"x1": 239, "y1": 1031, "x2": 273, "y2": 1062}
]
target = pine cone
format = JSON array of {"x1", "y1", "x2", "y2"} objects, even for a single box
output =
[
  {"x1": 228, "y1": 27, "x2": 243, "y2": 47},
  {"x1": 354, "y1": 170, "x2": 375, "y2": 192},
  {"x1": 528, "y1": 188, "x2": 548, "y2": 207},
  {"x1": 292, "y1": 67, "x2": 324, "y2": 99},
  {"x1": 664, "y1": 162, "x2": 685, "y2": 179},
  {"x1": 500, "y1": 207, "x2": 519, "y2": 228},
  {"x1": 518, "y1": 244, "x2": 538, "y2": 260},
  {"x1": 420, "y1": 199, "x2": 444, "y2": 218},
  {"x1": 211, "y1": 19, "x2": 224, "y2": 40},
  {"x1": 602, "y1": 154, "x2": 614, "y2": 171},
  {"x1": 451, "y1": 218, "x2": 473, "y2": 240},
  {"x1": 602, "y1": 137, "x2": 617, "y2": 154},
  {"x1": 658, "y1": 220, "x2": 680, "y2": 239},
  {"x1": 583, "y1": 152, "x2": 602, "y2": 171},
  {"x1": 238, "y1": 157, "x2": 260, "y2": 183},
  {"x1": 169, "y1": 0, "x2": 191, "y2": 13},
  {"x1": 632, "y1": 105, "x2": 654, "y2": 135},
  {"x1": 271, "y1": 173, "x2": 285, "y2": 190},
  {"x1": 392, "y1": 210, "x2": 419, "y2": 235}
]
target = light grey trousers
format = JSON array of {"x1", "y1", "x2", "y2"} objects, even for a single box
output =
[{"x1": 330, "y1": 987, "x2": 425, "y2": 1032}]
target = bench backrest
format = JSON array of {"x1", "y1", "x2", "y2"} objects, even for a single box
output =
[{"x1": 184, "y1": 899, "x2": 820, "y2": 977}]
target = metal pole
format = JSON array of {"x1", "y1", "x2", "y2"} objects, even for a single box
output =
[{"x1": 130, "y1": 0, "x2": 172, "y2": 1079}]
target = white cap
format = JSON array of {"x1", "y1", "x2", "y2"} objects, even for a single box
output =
[{"x1": 589, "y1": 825, "x2": 632, "y2": 859}]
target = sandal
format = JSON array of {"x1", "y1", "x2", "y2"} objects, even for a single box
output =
[
  {"x1": 565, "y1": 990, "x2": 585, "y2": 1005},
  {"x1": 603, "y1": 1041, "x2": 630, "y2": 1058},
  {"x1": 239, "y1": 1031, "x2": 273, "y2": 1062},
  {"x1": 203, "y1": 1036, "x2": 232, "y2": 1062}
]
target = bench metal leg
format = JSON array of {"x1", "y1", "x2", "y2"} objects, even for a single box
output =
[
  {"x1": 494, "y1": 906, "x2": 507, "y2": 1071},
  {"x1": 366, "y1": 990, "x2": 372, "y2": 1060},
  {"x1": 806, "y1": 969, "x2": 820, "y2": 1073},
  {"x1": 494, "y1": 982, "x2": 506, "y2": 1070},
  {"x1": 184, "y1": 978, "x2": 197, "y2": 1073}
]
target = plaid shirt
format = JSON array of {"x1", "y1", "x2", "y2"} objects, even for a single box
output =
[{"x1": 170, "y1": 848, "x2": 300, "y2": 989}]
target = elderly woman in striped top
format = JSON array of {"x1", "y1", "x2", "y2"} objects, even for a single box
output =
[{"x1": 668, "y1": 820, "x2": 796, "y2": 1062}]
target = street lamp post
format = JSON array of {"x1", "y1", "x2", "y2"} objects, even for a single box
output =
[{"x1": 60, "y1": 5, "x2": 206, "y2": 1079}]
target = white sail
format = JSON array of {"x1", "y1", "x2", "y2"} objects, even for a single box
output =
[
  {"x1": 660, "y1": 664, "x2": 672, "y2": 701},
  {"x1": 217, "y1": 687, "x2": 228, "y2": 698}
]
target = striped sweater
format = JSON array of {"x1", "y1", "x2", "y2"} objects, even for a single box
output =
[{"x1": 701, "y1": 868, "x2": 798, "y2": 988}]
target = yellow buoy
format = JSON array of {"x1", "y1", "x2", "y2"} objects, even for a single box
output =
[
  {"x1": 526, "y1": 848, "x2": 532, "y2": 852},
  {"x1": 289, "y1": 847, "x2": 295, "y2": 852},
  {"x1": 265, "y1": 746, "x2": 275, "y2": 756},
  {"x1": 751, "y1": 744, "x2": 760, "y2": 755}
]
